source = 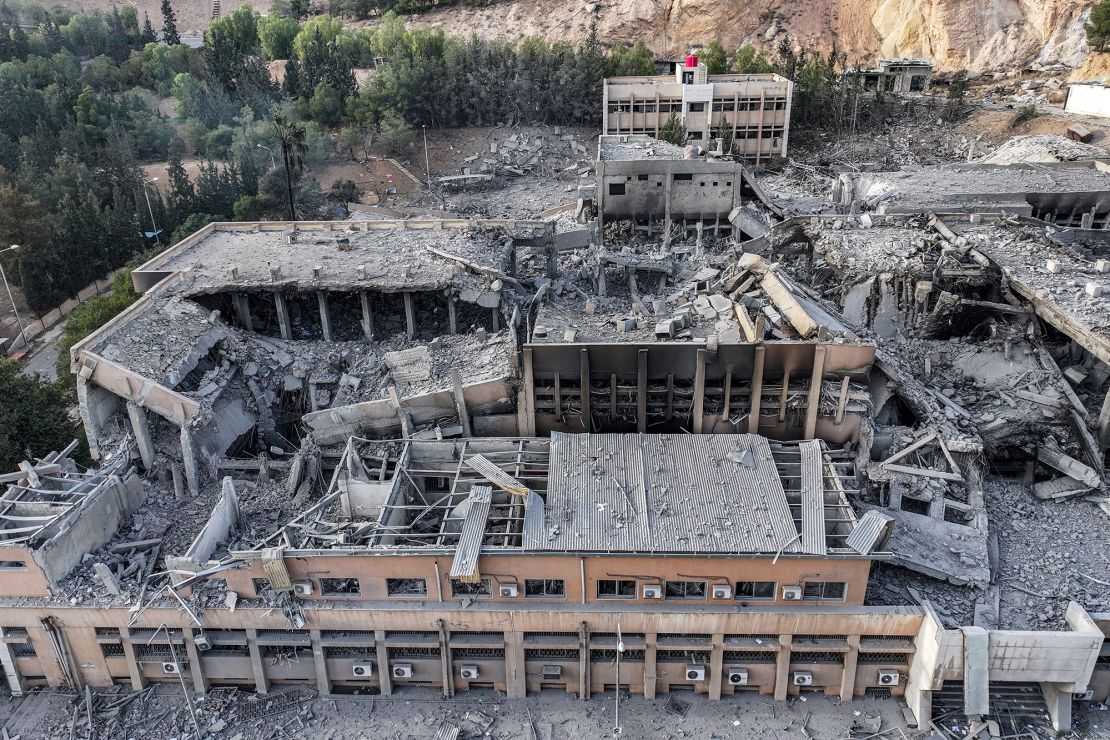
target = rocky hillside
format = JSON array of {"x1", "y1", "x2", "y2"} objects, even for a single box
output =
[
  {"x1": 48, "y1": 0, "x2": 1097, "y2": 72},
  {"x1": 413, "y1": 0, "x2": 1096, "y2": 73}
]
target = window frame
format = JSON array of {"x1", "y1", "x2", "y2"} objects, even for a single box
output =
[
  {"x1": 595, "y1": 579, "x2": 636, "y2": 599},
  {"x1": 450, "y1": 578, "x2": 491, "y2": 597},
  {"x1": 386, "y1": 578, "x2": 428, "y2": 597},
  {"x1": 664, "y1": 580, "x2": 707, "y2": 600},
  {"x1": 802, "y1": 581, "x2": 847, "y2": 601},
  {"x1": 734, "y1": 581, "x2": 776, "y2": 600},
  {"x1": 524, "y1": 579, "x2": 566, "y2": 599}
]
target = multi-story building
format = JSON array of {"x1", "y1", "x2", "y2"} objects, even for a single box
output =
[{"x1": 602, "y1": 55, "x2": 793, "y2": 164}]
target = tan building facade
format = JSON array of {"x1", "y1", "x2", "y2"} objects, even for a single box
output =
[{"x1": 602, "y1": 59, "x2": 793, "y2": 164}]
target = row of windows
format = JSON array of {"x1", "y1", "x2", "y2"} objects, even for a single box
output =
[
  {"x1": 607, "y1": 98, "x2": 789, "y2": 114},
  {"x1": 596, "y1": 580, "x2": 846, "y2": 601},
  {"x1": 250, "y1": 577, "x2": 844, "y2": 602}
]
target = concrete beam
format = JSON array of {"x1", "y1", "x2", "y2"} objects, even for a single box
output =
[
  {"x1": 375, "y1": 630, "x2": 392, "y2": 695},
  {"x1": 962, "y1": 626, "x2": 989, "y2": 716},
  {"x1": 126, "y1": 401, "x2": 155, "y2": 470},
  {"x1": 804, "y1": 345, "x2": 826, "y2": 440},
  {"x1": 311, "y1": 629, "x2": 331, "y2": 695}
]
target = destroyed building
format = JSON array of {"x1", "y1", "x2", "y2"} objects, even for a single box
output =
[
  {"x1": 593, "y1": 134, "x2": 781, "y2": 238},
  {"x1": 602, "y1": 55, "x2": 793, "y2": 164},
  {"x1": 845, "y1": 59, "x2": 934, "y2": 94}
]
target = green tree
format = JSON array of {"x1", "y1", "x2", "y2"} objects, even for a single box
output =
[
  {"x1": 1087, "y1": 0, "x2": 1110, "y2": 52},
  {"x1": 715, "y1": 114, "x2": 734, "y2": 156},
  {"x1": 54, "y1": 267, "x2": 140, "y2": 381},
  {"x1": 659, "y1": 111, "x2": 687, "y2": 146},
  {"x1": 0, "y1": 361, "x2": 88, "y2": 472},
  {"x1": 338, "y1": 125, "x2": 367, "y2": 159},
  {"x1": 376, "y1": 108, "x2": 414, "y2": 155},
  {"x1": 700, "y1": 41, "x2": 728, "y2": 74},
  {"x1": 172, "y1": 212, "x2": 220, "y2": 242},
  {"x1": 328, "y1": 178, "x2": 360, "y2": 208},
  {"x1": 160, "y1": 0, "x2": 180, "y2": 45},
  {"x1": 258, "y1": 14, "x2": 300, "y2": 60},
  {"x1": 308, "y1": 80, "x2": 343, "y2": 124},
  {"x1": 140, "y1": 13, "x2": 157, "y2": 45},
  {"x1": 945, "y1": 69, "x2": 969, "y2": 122},
  {"x1": 271, "y1": 115, "x2": 305, "y2": 219},
  {"x1": 731, "y1": 44, "x2": 775, "y2": 73}
]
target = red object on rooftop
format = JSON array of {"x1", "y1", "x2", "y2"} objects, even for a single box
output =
[{"x1": 686, "y1": 54, "x2": 698, "y2": 68}]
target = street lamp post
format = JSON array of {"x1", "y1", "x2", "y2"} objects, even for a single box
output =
[
  {"x1": 0, "y1": 245, "x2": 26, "y2": 350},
  {"x1": 257, "y1": 143, "x2": 276, "y2": 169},
  {"x1": 142, "y1": 178, "x2": 160, "y2": 244}
]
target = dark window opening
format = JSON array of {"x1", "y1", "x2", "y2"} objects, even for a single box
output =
[
  {"x1": 596, "y1": 579, "x2": 636, "y2": 599},
  {"x1": 451, "y1": 579, "x2": 491, "y2": 597},
  {"x1": 735, "y1": 581, "x2": 775, "y2": 600},
  {"x1": 665, "y1": 581, "x2": 706, "y2": 600},
  {"x1": 0, "y1": 561, "x2": 25, "y2": 569},
  {"x1": 900, "y1": 497, "x2": 931, "y2": 516},
  {"x1": 525, "y1": 579, "x2": 565, "y2": 598},
  {"x1": 608, "y1": 182, "x2": 626, "y2": 196},
  {"x1": 688, "y1": 102, "x2": 705, "y2": 112},
  {"x1": 321, "y1": 578, "x2": 361, "y2": 596},
  {"x1": 387, "y1": 578, "x2": 427, "y2": 597},
  {"x1": 802, "y1": 582, "x2": 846, "y2": 601},
  {"x1": 637, "y1": 174, "x2": 648, "y2": 181},
  {"x1": 673, "y1": 173, "x2": 693, "y2": 181}
]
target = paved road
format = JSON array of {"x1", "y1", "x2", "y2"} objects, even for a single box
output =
[{"x1": 19, "y1": 324, "x2": 64, "y2": 382}]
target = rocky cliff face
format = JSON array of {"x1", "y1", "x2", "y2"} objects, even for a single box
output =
[{"x1": 415, "y1": 0, "x2": 1096, "y2": 72}]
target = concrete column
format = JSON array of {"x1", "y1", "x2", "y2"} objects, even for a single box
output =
[
  {"x1": 840, "y1": 635, "x2": 859, "y2": 701},
  {"x1": 1099, "y1": 387, "x2": 1110, "y2": 447},
  {"x1": 749, "y1": 345, "x2": 765, "y2": 433},
  {"x1": 663, "y1": 172, "x2": 674, "y2": 244},
  {"x1": 578, "y1": 622, "x2": 590, "y2": 701},
  {"x1": 637, "y1": 349, "x2": 648, "y2": 433},
  {"x1": 693, "y1": 349, "x2": 706, "y2": 433},
  {"x1": 804, "y1": 345, "x2": 826, "y2": 439},
  {"x1": 126, "y1": 401, "x2": 155, "y2": 469},
  {"x1": 246, "y1": 629, "x2": 269, "y2": 694},
  {"x1": 643, "y1": 633, "x2": 657, "y2": 700},
  {"x1": 274, "y1": 293, "x2": 293, "y2": 340},
  {"x1": 179, "y1": 425, "x2": 200, "y2": 496},
  {"x1": 310, "y1": 629, "x2": 331, "y2": 696},
  {"x1": 316, "y1": 291, "x2": 332, "y2": 342},
  {"x1": 359, "y1": 291, "x2": 374, "y2": 340},
  {"x1": 505, "y1": 630, "x2": 526, "y2": 699},
  {"x1": 446, "y1": 294, "x2": 457, "y2": 334},
  {"x1": 182, "y1": 628, "x2": 209, "y2": 695},
  {"x1": 403, "y1": 292, "x2": 416, "y2": 339},
  {"x1": 120, "y1": 639, "x2": 146, "y2": 691},
  {"x1": 76, "y1": 378, "x2": 103, "y2": 460},
  {"x1": 774, "y1": 635, "x2": 792, "y2": 701},
  {"x1": 579, "y1": 349, "x2": 591, "y2": 433},
  {"x1": 1041, "y1": 682, "x2": 1073, "y2": 732},
  {"x1": 0, "y1": 630, "x2": 24, "y2": 696},
  {"x1": 451, "y1": 369, "x2": 472, "y2": 437},
  {"x1": 375, "y1": 630, "x2": 391, "y2": 696},
  {"x1": 521, "y1": 348, "x2": 536, "y2": 437},
  {"x1": 709, "y1": 633, "x2": 724, "y2": 700},
  {"x1": 232, "y1": 293, "x2": 253, "y2": 331},
  {"x1": 438, "y1": 619, "x2": 453, "y2": 698}
]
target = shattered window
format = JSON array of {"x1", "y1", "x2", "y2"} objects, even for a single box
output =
[
  {"x1": 802, "y1": 582, "x2": 846, "y2": 601},
  {"x1": 252, "y1": 578, "x2": 273, "y2": 597},
  {"x1": 665, "y1": 581, "x2": 707, "y2": 600},
  {"x1": 451, "y1": 579, "x2": 491, "y2": 596},
  {"x1": 735, "y1": 581, "x2": 776, "y2": 600},
  {"x1": 320, "y1": 578, "x2": 361, "y2": 596},
  {"x1": 387, "y1": 578, "x2": 427, "y2": 597},
  {"x1": 525, "y1": 579, "x2": 565, "y2": 598},
  {"x1": 596, "y1": 579, "x2": 636, "y2": 599}
]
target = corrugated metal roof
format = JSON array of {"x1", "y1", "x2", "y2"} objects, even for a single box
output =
[
  {"x1": 798, "y1": 440, "x2": 827, "y2": 556},
  {"x1": 465, "y1": 454, "x2": 529, "y2": 496},
  {"x1": 846, "y1": 509, "x2": 894, "y2": 555},
  {"x1": 527, "y1": 433, "x2": 800, "y2": 554},
  {"x1": 449, "y1": 486, "x2": 491, "y2": 579}
]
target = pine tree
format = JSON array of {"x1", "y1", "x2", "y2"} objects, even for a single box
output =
[
  {"x1": 141, "y1": 13, "x2": 157, "y2": 45},
  {"x1": 160, "y1": 0, "x2": 180, "y2": 45},
  {"x1": 1087, "y1": 0, "x2": 1110, "y2": 52},
  {"x1": 659, "y1": 111, "x2": 687, "y2": 146},
  {"x1": 714, "y1": 114, "x2": 734, "y2": 156}
]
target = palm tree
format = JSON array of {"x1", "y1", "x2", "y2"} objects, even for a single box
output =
[{"x1": 271, "y1": 116, "x2": 306, "y2": 221}]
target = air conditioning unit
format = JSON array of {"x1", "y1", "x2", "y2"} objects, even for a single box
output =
[
  {"x1": 877, "y1": 670, "x2": 900, "y2": 686},
  {"x1": 499, "y1": 583, "x2": 519, "y2": 598},
  {"x1": 619, "y1": 135, "x2": 629, "y2": 143},
  {"x1": 193, "y1": 632, "x2": 212, "y2": 652},
  {"x1": 459, "y1": 665, "x2": 480, "y2": 680},
  {"x1": 728, "y1": 668, "x2": 749, "y2": 685},
  {"x1": 782, "y1": 586, "x2": 802, "y2": 601},
  {"x1": 352, "y1": 662, "x2": 374, "y2": 677},
  {"x1": 161, "y1": 662, "x2": 180, "y2": 674},
  {"x1": 642, "y1": 584, "x2": 662, "y2": 599},
  {"x1": 542, "y1": 665, "x2": 562, "y2": 678},
  {"x1": 685, "y1": 665, "x2": 706, "y2": 682},
  {"x1": 1074, "y1": 690, "x2": 1094, "y2": 701},
  {"x1": 392, "y1": 663, "x2": 413, "y2": 678},
  {"x1": 793, "y1": 671, "x2": 813, "y2": 686},
  {"x1": 711, "y1": 585, "x2": 732, "y2": 600},
  {"x1": 293, "y1": 580, "x2": 314, "y2": 596}
]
